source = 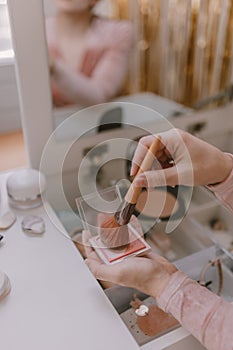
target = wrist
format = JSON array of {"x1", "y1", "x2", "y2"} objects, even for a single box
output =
[
  {"x1": 152, "y1": 264, "x2": 178, "y2": 298},
  {"x1": 156, "y1": 270, "x2": 188, "y2": 312}
]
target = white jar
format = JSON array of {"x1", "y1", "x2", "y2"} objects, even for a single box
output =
[{"x1": 6, "y1": 169, "x2": 46, "y2": 210}]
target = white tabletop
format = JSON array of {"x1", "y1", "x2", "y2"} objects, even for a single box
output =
[{"x1": 0, "y1": 172, "x2": 139, "y2": 350}]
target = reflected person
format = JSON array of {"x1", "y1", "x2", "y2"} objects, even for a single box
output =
[{"x1": 46, "y1": 0, "x2": 134, "y2": 107}]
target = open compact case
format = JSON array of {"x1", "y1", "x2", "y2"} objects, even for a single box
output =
[{"x1": 76, "y1": 186, "x2": 151, "y2": 264}]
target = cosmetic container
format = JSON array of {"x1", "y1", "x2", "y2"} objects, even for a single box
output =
[{"x1": 6, "y1": 169, "x2": 46, "y2": 210}]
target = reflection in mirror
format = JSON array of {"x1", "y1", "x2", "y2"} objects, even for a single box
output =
[
  {"x1": 111, "y1": 0, "x2": 233, "y2": 109},
  {"x1": 44, "y1": 0, "x2": 134, "y2": 111},
  {"x1": 43, "y1": 0, "x2": 233, "y2": 120}
]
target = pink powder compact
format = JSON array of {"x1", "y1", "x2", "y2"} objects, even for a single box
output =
[{"x1": 89, "y1": 223, "x2": 150, "y2": 264}]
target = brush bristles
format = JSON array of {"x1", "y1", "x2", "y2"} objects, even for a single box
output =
[{"x1": 98, "y1": 214, "x2": 129, "y2": 249}]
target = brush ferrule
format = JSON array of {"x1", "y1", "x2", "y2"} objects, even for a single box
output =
[{"x1": 114, "y1": 201, "x2": 136, "y2": 226}]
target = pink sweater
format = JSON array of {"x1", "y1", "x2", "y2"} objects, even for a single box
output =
[
  {"x1": 157, "y1": 153, "x2": 233, "y2": 350},
  {"x1": 46, "y1": 17, "x2": 133, "y2": 107}
]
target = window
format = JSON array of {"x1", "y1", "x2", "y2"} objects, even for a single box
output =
[{"x1": 0, "y1": 0, "x2": 14, "y2": 62}]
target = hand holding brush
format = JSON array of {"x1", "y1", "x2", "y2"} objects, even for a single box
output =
[{"x1": 100, "y1": 137, "x2": 161, "y2": 249}]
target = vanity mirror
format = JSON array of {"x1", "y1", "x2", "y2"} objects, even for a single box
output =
[
  {"x1": 8, "y1": 0, "x2": 233, "y2": 170},
  {"x1": 8, "y1": 0, "x2": 232, "y2": 168},
  {"x1": 44, "y1": 0, "x2": 132, "y2": 109},
  {"x1": 8, "y1": 0, "x2": 193, "y2": 166}
]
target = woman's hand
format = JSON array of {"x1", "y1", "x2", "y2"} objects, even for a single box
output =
[
  {"x1": 131, "y1": 128, "x2": 233, "y2": 188},
  {"x1": 83, "y1": 230, "x2": 177, "y2": 298}
]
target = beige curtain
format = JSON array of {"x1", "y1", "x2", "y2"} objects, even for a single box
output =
[{"x1": 110, "y1": 0, "x2": 233, "y2": 107}]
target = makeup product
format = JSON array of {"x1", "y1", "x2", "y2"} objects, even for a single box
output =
[
  {"x1": 100, "y1": 137, "x2": 160, "y2": 249},
  {"x1": 6, "y1": 169, "x2": 46, "y2": 210},
  {"x1": 21, "y1": 215, "x2": 45, "y2": 235},
  {"x1": 98, "y1": 212, "x2": 129, "y2": 249},
  {"x1": 130, "y1": 295, "x2": 179, "y2": 337},
  {"x1": 89, "y1": 223, "x2": 150, "y2": 265},
  {"x1": 120, "y1": 294, "x2": 179, "y2": 345}
]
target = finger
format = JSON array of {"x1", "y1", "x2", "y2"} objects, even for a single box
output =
[
  {"x1": 130, "y1": 135, "x2": 156, "y2": 176},
  {"x1": 134, "y1": 167, "x2": 178, "y2": 188}
]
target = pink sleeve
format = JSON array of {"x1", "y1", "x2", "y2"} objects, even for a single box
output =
[
  {"x1": 157, "y1": 271, "x2": 233, "y2": 350},
  {"x1": 207, "y1": 153, "x2": 233, "y2": 213},
  {"x1": 74, "y1": 22, "x2": 133, "y2": 105}
]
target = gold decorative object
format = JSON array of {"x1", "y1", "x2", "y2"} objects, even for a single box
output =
[{"x1": 110, "y1": 0, "x2": 233, "y2": 107}]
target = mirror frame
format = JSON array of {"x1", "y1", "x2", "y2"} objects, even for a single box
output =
[{"x1": 8, "y1": 0, "x2": 53, "y2": 169}]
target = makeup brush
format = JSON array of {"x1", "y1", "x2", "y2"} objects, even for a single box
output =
[{"x1": 99, "y1": 137, "x2": 160, "y2": 249}]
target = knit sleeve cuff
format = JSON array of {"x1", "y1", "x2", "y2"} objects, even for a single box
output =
[{"x1": 156, "y1": 270, "x2": 188, "y2": 312}]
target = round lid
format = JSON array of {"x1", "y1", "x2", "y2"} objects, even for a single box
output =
[{"x1": 6, "y1": 169, "x2": 47, "y2": 201}]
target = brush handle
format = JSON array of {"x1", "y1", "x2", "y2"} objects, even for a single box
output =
[{"x1": 125, "y1": 137, "x2": 160, "y2": 204}]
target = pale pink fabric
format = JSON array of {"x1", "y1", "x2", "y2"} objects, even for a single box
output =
[
  {"x1": 157, "y1": 153, "x2": 233, "y2": 350},
  {"x1": 46, "y1": 17, "x2": 134, "y2": 107}
]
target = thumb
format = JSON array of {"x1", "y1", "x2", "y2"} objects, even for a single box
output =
[{"x1": 133, "y1": 168, "x2": 178, "y2": 188}]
